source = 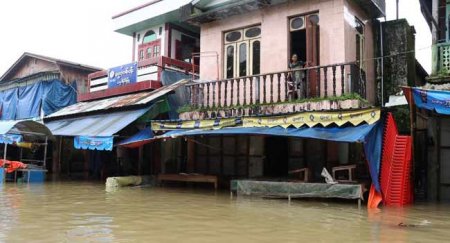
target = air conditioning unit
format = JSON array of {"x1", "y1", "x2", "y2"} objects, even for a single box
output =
[{"x1": 290, "y1": 16, "x2": 305, "y2": 31}]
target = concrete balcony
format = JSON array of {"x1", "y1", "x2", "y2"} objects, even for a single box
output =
[
  {"x1": 429, "y1": 42, "x2": 450, "y2": 83},
  {"x1": 181, "y1": 62, "x2": 369, "y2": 119}
]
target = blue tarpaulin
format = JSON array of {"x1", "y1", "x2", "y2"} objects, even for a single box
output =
[
  {"x1": 74, "y1": 136, "x2": 114, "y2": 151},
  {"x1": 413, "y1": 87, "x2": 450, "y2": 115},
  {"x1": 0, "y1": 79, "x2": 76, "y2": 120},
  {"x1": 158, "y1": 122, "x2": 384, "y2": 192},
  {"x1": 0, "y1": 134, "x2": 23, "y2": 144},
  {"x1": 117, "y1": 128, "x2": 153, "y2": 148}
]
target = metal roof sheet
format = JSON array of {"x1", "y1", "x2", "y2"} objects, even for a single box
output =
[
  {"x1": 45, "y1": 108, "x2": 150, "y2": 137},
  {"x1": 46, "y1": 79, "x2": 189, "y2": 119}
]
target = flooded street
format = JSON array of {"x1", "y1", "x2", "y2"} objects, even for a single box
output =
[{"x1": 0, "y1": 182, "x2": 449, "y2": 242}]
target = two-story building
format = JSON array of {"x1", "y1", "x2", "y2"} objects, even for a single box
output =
[
  {"x1": 114, "y1": 0, "x2": 416, "y2": 206},
  {"x1": 43, "y1": 1, "x2": 201, "y2": 180}
]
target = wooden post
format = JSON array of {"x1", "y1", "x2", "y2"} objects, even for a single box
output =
[
  {"x1": 138, "y1": 145, "x2": 144, "y2": 175},
  {"x1": 52, "y1": 137, "x2": 62, "y2": 178},
  {"x1": 83, "y1": 150, "x2": 89, "y2": 180},
  {"x1": 187, "y1": 139, "x2": 195, "y2": 173}
]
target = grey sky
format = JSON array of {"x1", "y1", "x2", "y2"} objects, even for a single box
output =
[{"x1": 0, "y1": 0, "x2": 431, "y2": 76}]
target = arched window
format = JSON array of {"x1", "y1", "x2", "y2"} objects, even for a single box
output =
[{"x1": 142, "y1": 30, "x2": 157, "y2": 43}]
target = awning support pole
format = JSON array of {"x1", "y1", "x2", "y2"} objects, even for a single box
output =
[
  {"x1": 3, "y1": 143, "x2": 7, "y2": 162},
  {"x1": 43, "y1": 136, "x2": 48, "y2": 169}
]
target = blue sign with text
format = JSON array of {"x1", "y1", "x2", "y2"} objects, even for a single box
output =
[
  {"x1": 108, "y1": 62, "x2": 137, "y2": 88},
  {"x1": 413, "y1": 88, "x2": 450, "y2": 115}
]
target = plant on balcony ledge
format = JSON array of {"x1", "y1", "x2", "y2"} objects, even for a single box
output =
[{"x1": 177, "y1": 93, "x2": 368, "y2": 114}]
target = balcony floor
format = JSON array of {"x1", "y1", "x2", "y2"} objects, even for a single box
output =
[{"x1": 179, "y1": 97, "x2": 368, "y2": 120}]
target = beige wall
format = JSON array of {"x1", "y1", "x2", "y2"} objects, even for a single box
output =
[{"x1": 198, "y1": 0, "x2": 377, "y2": 102}]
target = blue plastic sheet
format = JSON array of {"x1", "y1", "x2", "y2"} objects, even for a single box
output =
[
  {"x1": 161, "y1": 124, "x2": 377, "y2": 143},
  {"x1": 363, "y1": 121, "x2": 383, "y2": 192},
  {"x1": 160, "y1": 122, "x2": 383, "y2": 192},
  {"x1": 117, "y1": 128, "x2": 153, "y2": 148},
  {"x1": 0, "y1": 79, "x2": 76, "y2": 120},
  {"x1": 74, "y1": 136, "x2": 113, "y2": 151},
  {"x1": 0, "y1": 134, "x2": 23, "y2": 144},
  {"x1": 413, "y1": 88, "x2": 450, "y2": 115},
  {"x1": 1, "y1": 89, "x2": 19, "y2": 120}
]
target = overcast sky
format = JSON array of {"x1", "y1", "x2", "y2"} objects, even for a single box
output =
[{"x1": 0, "y1": 0, "x2": 431, "y2": 76}]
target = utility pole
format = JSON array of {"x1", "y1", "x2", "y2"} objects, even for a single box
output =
[{"x1": 396, "y1": 0, "x2": 399, "y2": 19}]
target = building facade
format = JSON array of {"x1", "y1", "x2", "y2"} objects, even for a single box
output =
[{"x1": 412, "y1": 0, "x2": 450, "y2": 201}]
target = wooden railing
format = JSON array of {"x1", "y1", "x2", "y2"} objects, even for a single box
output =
[{"x1": 187, "y1": 62, "x2": 366, "y2": 108}]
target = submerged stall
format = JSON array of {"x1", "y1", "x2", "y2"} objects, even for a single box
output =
[
  {"x1": 118, "y1": 108, "x2": 385, "y2": 205},
  {"x1": 0, "y1": 120, "x2": 53, "y2": 183}
]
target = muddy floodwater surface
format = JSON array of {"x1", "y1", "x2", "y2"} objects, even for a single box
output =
[{"x1": 0, "y1": 182, "x2": 449, "y2": 242}]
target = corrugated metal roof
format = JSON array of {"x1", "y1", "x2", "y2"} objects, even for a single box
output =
[
  {"x1": 46, "y1": 108, "x2": 150, "y2": 136},
  {"x1": 46, "y1": 79, "x2": 189, "y2": 119}
]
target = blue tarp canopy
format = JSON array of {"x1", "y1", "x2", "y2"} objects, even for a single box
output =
[
  {"x1": 413, "y1": 87, "x2": 450, "y2": 115},
  {"x1": 123, "y1": 122, "x2": 384, "y2": 191},
  {"x1": 117, "y1": 128, "x2": 153, "y2": 148},
  {"x1": 0, "y1": 134, "x2": 23, "y2": 144}
]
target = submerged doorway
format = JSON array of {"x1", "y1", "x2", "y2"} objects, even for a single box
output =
[{"x1": 264, "y1": 136, "x2": 289, "y2": 177}]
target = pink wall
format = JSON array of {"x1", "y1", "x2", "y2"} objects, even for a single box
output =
[
  {"x1": 200, "y1": 0, "x2": 347, "y2": 80},
  {"x1": 198, "y1": 0, "x2": 376, "y2": 103},
  {"x1": 344, "y1": 0, "x2": 376, "y2": 104}
]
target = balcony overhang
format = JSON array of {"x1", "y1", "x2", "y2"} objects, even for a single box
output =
[
  {"x1": 184, "y1": 0, "x2": 288, "y2": 25},
  {"x1": 113, "y1": 0, "x2": 198, "y2": 36},
  {"x1": 351, "y1": 0, "x2": 385, "y2": 18}
]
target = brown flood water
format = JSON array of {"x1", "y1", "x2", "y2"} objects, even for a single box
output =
[{"x1": 0, "y1": 182, "x2": 449, "y2": 243}]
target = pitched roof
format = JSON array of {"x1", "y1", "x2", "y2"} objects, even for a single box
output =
[{"x1": 0, "y1": 52, "x2": 102, "y2": 81}]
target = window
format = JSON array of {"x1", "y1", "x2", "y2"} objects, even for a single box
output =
[
  {"x1": 226, "y1": 45, "x2": 235, "y2": 78},
  {"x1": 139, "y1": 50, "x2": 144, "y2": 60},
  {"x1": 355, "y1": 17, "x2": 365, "y2": 69},
  {"x1": 147, "y1": 48, "x2": 152, "y2": 59},
  {"x1": 143, "y1": 30, "x2": 157, "y2": 43},
  {"x1": 224, "y1": 26, "x2": 261, "y2": 78},
  {"x1": 153, "y1": 45, "x2": 160, "y2": 57},
  {"x1": 239, "y1": 43, "x2": 247, "y2": 77},
  {"x1": 252, "y1": 40, "x2": 260, "y2": 75}
]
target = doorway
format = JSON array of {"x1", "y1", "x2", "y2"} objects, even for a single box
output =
[
  {"x1": 290, "y1": 29, "x2": 307, "y2": 63},
  {"x1": 264, "y1": 136, "x2": 289, "y2": 177},
  {"x1": 289, "y1": 14, "x2": 320, "y2": 96}
]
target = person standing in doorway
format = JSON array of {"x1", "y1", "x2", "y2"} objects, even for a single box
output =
[{"x1": 288, "y1": 54, "x2": 306, "y2": 99}]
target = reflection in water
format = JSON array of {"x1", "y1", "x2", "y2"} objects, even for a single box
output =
[{"x1": 0, "y1": 182, "x2": 449, "y2": 242}]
